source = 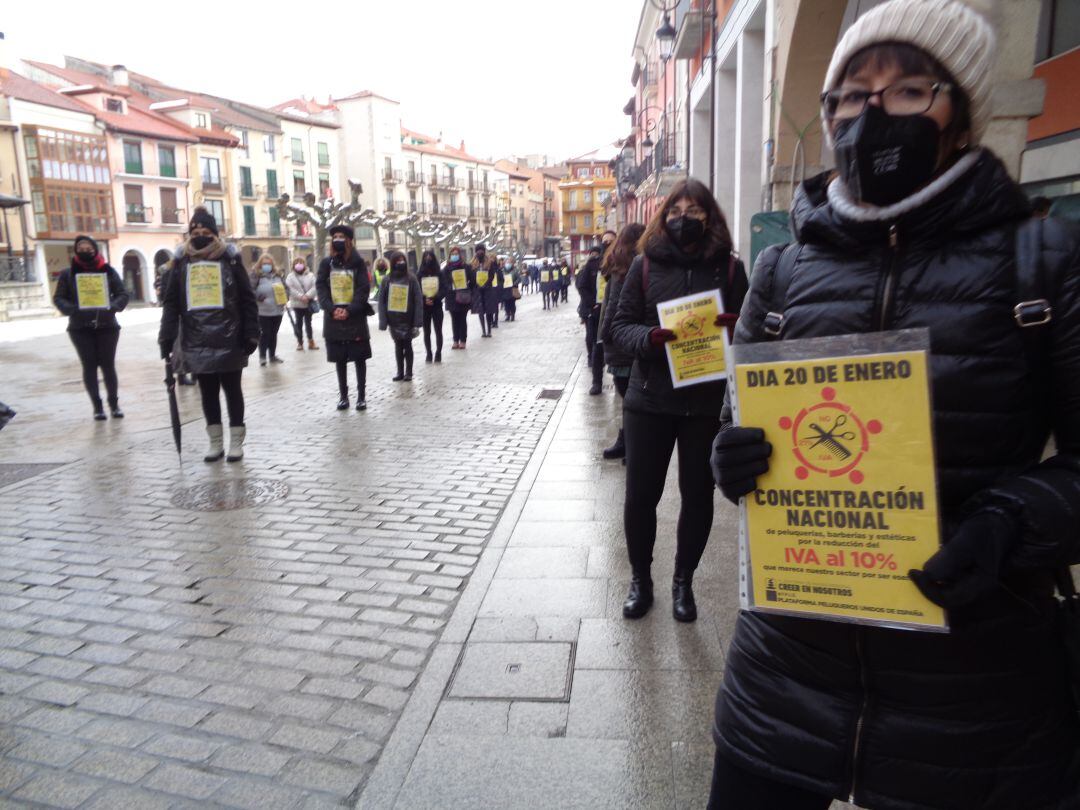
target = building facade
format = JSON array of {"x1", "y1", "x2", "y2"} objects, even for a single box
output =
[{"x1": 560, "y1": 148, "x2": 618, "y2": 267}]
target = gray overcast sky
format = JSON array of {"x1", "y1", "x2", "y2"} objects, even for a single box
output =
[{"x1": 5, "y1": 0, "x2": 641, "y2": 163}]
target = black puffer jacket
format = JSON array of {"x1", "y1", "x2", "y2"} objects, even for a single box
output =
[
  {"x1": 716, "y1": 151, "x2": 1080, "y2": 810},
  {"x1": 576, "y1": 256, "x2": 601, "y2": 318},
  {"x1": 158, "y1": 243, "x2": 258, "y2": 374},
  {"x1": 53, "y1": 260, "x2": 128, "y2": 331},
  {"x1": 611, "y1": 239, "x2": 747, "y2": 417},
  {"x1": 598, "y1": 272, "x2": 632, "y2": 369},
  {"x1": 316, "y1": 254, "x2": 371, "y2": 344}
]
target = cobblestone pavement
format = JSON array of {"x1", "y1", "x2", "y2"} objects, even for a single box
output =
[{"x1": 0, "y1": 293, "x2": 583, "y2": 808}]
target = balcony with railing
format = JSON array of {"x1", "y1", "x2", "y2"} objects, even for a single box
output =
[
  {"x1": 406, "y1": 172, "x2": 424, "y2": 186},
  {"x1": 0, "y1": 256, "x2": 34, "y2": 283},
  {"x1": 408, "y1": 202, "x2": 428, "y2": 214},
  {"x1": 431, "y1": 175, "x2": 463, "y2": 191},
  {"x1": 431, "y1": 203, "x2": 459, "y2": 218},
  {"x1": 385, "y1": 201, "x2": 407, "y2": 213},
  {"x1": 162, "y1": 207, "x2": 186, "y2": 226},
  {"x1": 125, "y1": 204, "x2": 154, "y2": 224},
  {"x1": 382, "y1": 168, "x2": 402, "y2": 185}
]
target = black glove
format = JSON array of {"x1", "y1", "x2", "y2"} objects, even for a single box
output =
[
  {"x1": 908, "y1": 511, "x2": 1015, "y2": 609},
  {"x1": 711, "y1": 425, "x2": 771, "y2": 504},
  {"x1": 159, "y1": 341, "x2": 171, "y2": 360}
]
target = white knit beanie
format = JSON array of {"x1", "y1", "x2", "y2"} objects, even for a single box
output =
[{"x1": 823, "y1": 0, "x2": 997, "y2": 143}]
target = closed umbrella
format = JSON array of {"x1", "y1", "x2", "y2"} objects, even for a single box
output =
[{"x1": 164, "y1": 360, "x2": 182, "y2": 463}]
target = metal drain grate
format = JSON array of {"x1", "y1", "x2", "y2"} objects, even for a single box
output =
[
  {"x1": 171, "y1": 479, "x2": 289, "y2": 512},
  {"x1": 537, "y1": 389, "x2": 563, "y2": 401}
]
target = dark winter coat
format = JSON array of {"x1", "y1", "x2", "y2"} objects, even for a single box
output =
[
  {"x1": 158, "y1": 244, "x2": 258, "y2": 374},
  {"x1": 442, "y1": 261, "x2": 475, "y2": 314},
  {"x1": 377, "y1": 271, "x2": 423, "y2": 340},
  {"x1": 471, "y1": 257, "x2": 503, "y2": 316},
  {"x1": 576, "y1": 256, "x2": 601, "y2": 318},
  {"x1": 715, "y1": 151, "x2": 1080, "y2": 810},
  {"x1": 418, "y1": 264, "x2": 447, "y2": 309},
  {"x1": 611, "y1": 240, "x2": 747, "y2": 417},
  {"x1": 500, "y1": 267, "x2": 520, "y2": 302},
  {"x1": 316, "y1": 253, "x2": 371, "y2": 347},
  {"x1": 599, "y1": 272, "x2": 632, "y2": 369},
  {"x1": 53, "y1": 260, "x2": 128, "y2": 331}
]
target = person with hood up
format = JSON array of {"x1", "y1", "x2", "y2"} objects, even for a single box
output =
[
  {"x1": 443, "y1": 245, "x2": 475, "y2": 350},
  {"x1": 316, "y1": 225, "x2": 372, "y2": 411},
  {"x1": 159, "y1": 206, "x2": 259, "y2": 462},
  {"x1": 471, "y1": 242, "x2": 502, "y2": 337},
  {"x1": 378, "y1": 250, "x2": 423, "y2": 382},
  {"x1": 611, "y1": 178, "x2": 747, "y2": 624},
  {"x1": 286, "y1": 256, "x2": 318, "y2": 351},
  {"x1": 53, "y1": 235, "x2": 129, "y2": 420},
  {"x1": 707, "y1": 2, "x2": 1080, "y2": 808},
  {"x1": 418, "y1": 250, "x2": 447, "y2": 363},
  {"x1": 250, "y1": 252, "x2": 287, "y2": 366}
]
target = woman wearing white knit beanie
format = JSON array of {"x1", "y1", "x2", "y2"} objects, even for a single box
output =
[{"x1": 708, "y1": 0, "x2": 1080, "y2": 808}]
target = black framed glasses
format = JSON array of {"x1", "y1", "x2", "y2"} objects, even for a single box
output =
[{"x1": 820, "y1": 80, "x2": 952, "y2": 121}]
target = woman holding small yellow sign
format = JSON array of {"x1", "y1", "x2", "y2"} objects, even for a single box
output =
[
  {"x1": 53, "y1": 235, "x2": 129, "y2": 420},
  {"x1": 470, "y1": 242, "x2": 501, "y2": 338},
  {"x1": 417, "y1": 250, "x2": 447, "y2": 363},
  {"x1": 316, "y1": 225, "x2": 372, "y2": 411},
  {"x1": 250, "y1": 253, "x2": 288, "y2": 367},
  {"x1": 377, "y1": 251, "x2": 423, "y2": 383},
  {"x1": 443, "y1": 246, "x2": 475, "y2": 350}
]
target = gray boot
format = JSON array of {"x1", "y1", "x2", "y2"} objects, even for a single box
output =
[
  {"x1": 226, "y1": 425, "x2": 246, "y2": 463},
  {"x1": 204, "y1": 424, "x2": 224, "y2": 463}
]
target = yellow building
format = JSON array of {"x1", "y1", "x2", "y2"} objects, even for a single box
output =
[{"x1": 559, "y1": 146, "x2": 617, "y2": 267}]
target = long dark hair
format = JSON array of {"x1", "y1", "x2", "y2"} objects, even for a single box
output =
[
  {"x1": 638, "y1": 178, "x2": 732, "y2": 257},
  {"x1": 602, "y1": 223, "x2": 645, "y2": 280},
  {"x1": 420, "y1": 250, "x2": 440, "y2": 272}
]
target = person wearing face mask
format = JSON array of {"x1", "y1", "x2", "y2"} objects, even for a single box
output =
[
  {"x1": 286, "y1": 256, "x2": 318, "y2": 351},
  {"x1": 53, "y1": 235, "x2": 129, "y2": 420},
  {"x1": 371, "y1": 256, "x2": 390, "y2": 300},
  {"x1": 500, "y1": 257, "x2": 520, "y2": 322},
  {"x1": 470, "y1": 243, "x2": 502, "y2": 338},
  {"x1": 250, "y1": 253, "x2": 287, "y2": 366},
  {"x1": 417, "y1": 250, "x2": 447, "y2": 363},
  {"x1": 611, "y1": 179, "x2": 747, "y2": 626},
  {"x1": 378, "y1": 251, "x2": 423, "y2": 382},
  {"x1": 443, "y1": 246, "x2": 474, "y2": 350},
  {"x1": 579, "y1": 233, "x2": 616, "y2": 395},
  {"x1": 159, "y1": 207, "x2": 259, "y2": 462},
  {"x1": 706, "y1": 3, "x2": 1080, "y2": 808},
  {"x1": 560, "y1": 257, "x2": 572, "y2": 303},
  {"x1": 316, "y1": 225, "x2": 372, "y2": 410}
]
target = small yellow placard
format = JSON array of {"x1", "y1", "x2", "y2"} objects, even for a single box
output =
[
  {"x1": 657, "y1": 290, "x2": 727, "y2": 388},
  {"x1": 503, "y1": 274, "x2": 514, "y2": 288},
  {"x1": 597, "y1": 274, "x2": 608, "y2": 305},
  {"x1": 272, "y1": 282, "x2": 287, "y2": 306},
  {"x1": 388, "y1": 283, "x2": 409, "y2": 313},
  {"x1": 330, "y1": 271, "x2": 353, "y2": 305},
  {"x1": 452, "y1": 269, "x2": 467, "y2": 290},
  {"x1": 476, "y1": 269, "x2": 490, "y2": 288},
  {"x1": 541, "y1": 270, "x2": 552, "y2": 284},
  {"x1": 421, "y1": 276, "x2": 439, "y2": 298},
  {"x1": 76, "y1": 273, "x2": 109, "y2": 310},
  {"x1": 733, "y1": 338, "x2": 944, "y2": 631},
  {"x1": 187, "y1": 261, "x2": 224, "y2": 310}
]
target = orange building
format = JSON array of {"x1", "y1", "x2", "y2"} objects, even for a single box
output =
[{"x1": 559, "y1": 147, "x2": 618, "y2": 268}]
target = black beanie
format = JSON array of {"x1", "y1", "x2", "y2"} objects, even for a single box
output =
[
  {"x1": 329, "y1": 224, "x2": 354, "y2": 240},
  {"x1": 73, "y1": 235, "x2": 98, "y2": 255},
  {"x1": 189, "y1": 206, "x2": 219, "y2": 235}
]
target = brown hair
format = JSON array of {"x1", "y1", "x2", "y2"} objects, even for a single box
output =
[
  {"x1": 638, "y1": 178, "x2": 732, "y2": 257},
  {"x1": 602, "y1": 223, "x2": 645, "y2": 280}
]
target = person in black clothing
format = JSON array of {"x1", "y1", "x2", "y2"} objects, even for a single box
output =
[
  {"x1": 560, "y1": 258, "x2": 571, "y2": 302},
  {"x1": 316, "y1": 225, "x2": 372, "y2": 411},
  {"x1": 708, "y1": 4, "x2": 1080, "y2": 808},
  {"x1": 417, "y1": 250, "x2": 446, "y2": 362},
  {"x1": 611, "y1": 179, "x2": 748, "y2": 624},
  {"x1": 53, "y1": 235, "x2": 129, "y2": 420},
  {"x1": 471, "y1": 243, "x2": 501, "y2": 337},
  {"x1": 443, "y1": 246, "x2": 474, "y2": 349},
  {"x1": 580, "y1": 231, "x2": 616, "y2": 394},
  {"x1": 378, "y1": 251, "x2": 423, "y2": 382},
  {"x1": 159, "y1": 207, "x2": 259, "y2": 462}
]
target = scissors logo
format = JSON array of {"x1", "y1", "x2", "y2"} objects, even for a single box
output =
[{"x1": 778, "y1": 387, "x2": 883, "y2": 484}]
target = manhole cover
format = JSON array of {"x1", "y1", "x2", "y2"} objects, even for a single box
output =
[
  {"x1": 0, "y1": 463, "x2": 66, "y2": 489},
  {"x1": 537, "y1": 389, "x2": 563, "y2": 401},
  {"x1": 171, "y1": 479, "x2": 289, "y2": 512},
  {"x1": 448, "y1": 642, "x2": 574, "y2": 701}
]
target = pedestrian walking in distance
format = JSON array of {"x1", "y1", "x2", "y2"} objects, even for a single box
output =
[
  {"x1": 418, "y1": 250, "x2": 446, "y2": 363},
  {"x1": 540, "y1": 260, "x2": 554, "y2": 310},
  {"x1": 501, "y1": 257, "x2": 520, "y2": 322},
  {"x1": 560, "y1": 258, "x2": 571, "y2": 303},
  {"x1": 611, "y1": 179, "x2": 748, "y2": 623},
  {"x1": 158, "y1": 206, "x2": 259, "y2": 462},
  {"x1": 286, "y1": 256, "x2": 318, "y2": 351},
  {"x1": 378, "y1": 251, "x2": 423, "y2": 382},
  {"x1": 52, "y1": 235, "x2": 128, "y2": 420},
  {"x1": 471, "y1": 242, "x2": 501, "y2": 338},
  {"x1": 708, "y1": 1, "x2": 1080, "y2": 807},
  {"x1": 598, "y1": 223, "x2": 645, "y2": 461},
  {"x1": 316, "y1": 225, "x2": 372, "y2": 411},
  {"x1": 251, "y1": 252, "x2": 287, "y2": 367},
  {"x1": 444, "y1": 246, "x2": 475, "y2": 350}
]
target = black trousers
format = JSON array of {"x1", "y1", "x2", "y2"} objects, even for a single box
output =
[
  {"x1": 423, "y1": 306, "x2": 444, "y2": 355},
  {"x1": 614, "y1": 374, "x2": 629, "y2": 398},
  {"x1": 542, "y1": 291, "x2": 551, "y2": 309},
  {"x1": 258, "y1": 315, "x2": 283, "y2": 359},
  {"x1": 450, "y1": 310, "x2": 468, "y2": 343},
  {"x1": 707, "y1": 750, "x2": 832, "y2": 810},
  {"x1": 477, "y1": 312, "x2": 492, "y2": 336},
  {"x1": 504, "y1": 298, "x2": 516, "y2": 320},
  {"x1": 197, "y1": 370, "x2": 244, "y2": 427},
  {"x1": 335, "y1": 360, "x2": 366, "y2": 399},
  {"x1": 291, "y1": 308, "x2": 314, "y2": 342},
  {"x1": 592, "y1": 343, "x2": 605, "y2": 389},
  {"x1": 584, "y1": 310, "x2": 600, "y2": 366},
  {"x1": 623, "y1": 408, "x2": 720, "y2": 573},
  {"x1": 69, "y1": 328, "x2": 120, "y2": 406},
  {"x1": 393, "y1": 338, "x2": 414, "y2": 376}
]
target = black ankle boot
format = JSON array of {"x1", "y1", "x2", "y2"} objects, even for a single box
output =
[
  {"x1": 92, "y1": 398, "x2": 106, "y2": 421},
  {"x1": 337, "y1": 390, "x2": 349, "y2": 410},
  {"x1": 672, "y1": 570, "x2": 697, "y2": 623},
  {"x1": 622, "y1": 572, "x2": 653, "y2": 619},
  {"x1": 602, "y1": 429, "x2": 625, "y2": 460}
]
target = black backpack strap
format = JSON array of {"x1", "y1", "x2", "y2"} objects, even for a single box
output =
[
  {"x1": 1014, "y1": 217, "x2": 1052, "y2": 328},
  {"x1": 762, "y1": 243, "x2": 801, "y2": 338}
]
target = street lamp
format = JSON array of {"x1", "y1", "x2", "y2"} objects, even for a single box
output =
[{"x1": 656, "y1": 14, "x2": 676, "y2": 61}]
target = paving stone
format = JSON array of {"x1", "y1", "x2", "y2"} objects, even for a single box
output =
[
  {"x1": 141, "y1": 732, "x2": 223, "y2": 763},
  {"x1": 9, "y1": 735, "x2": 88, "y2": 767},
  {"x1": 12, "y1": 770, "x2": 104, "y2": 808},
  {"x1": 209, "y1": 743, "x2": 292, "y2": 777},
  {"x1": 282, "y1": 757, "x2": 366, "y2": 794},
  {"x1": 70, "y1": 748, "x2": 158, "y2": 783},
  {"x1": 210, "y1": 777, "x2": 306, "y2": 809},
  {"x1": 143, "y1": 762, "x2": 228, "y2": 800},
  {"x1": 197, "y1": 711, "x2": 275, "y2": 741},
  {"x1": 269, "y1": 723, "x2": 345, "y2": 754}
]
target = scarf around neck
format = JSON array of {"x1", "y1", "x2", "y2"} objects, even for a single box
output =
[{"x1": 182, "y1": 235, "x2": 229, "y2": 261}]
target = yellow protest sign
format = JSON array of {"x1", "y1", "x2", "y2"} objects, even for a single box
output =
[
  {"x1": 330, "y1": 271, "x2": 353, "y2": 305},
  {"x1": 421, "y1": 276, "x2": 439, "y2": 298},
  {"x1": 272, "y1": 282, "x2": 287, "y2": 306},
  {"x1": 656, "y1": 291, "x2": 727, "y2": 388},
  {"x1": 476, "y1": 269, "x2": 490, "y2": 288},
  {"x1": 75, "y1": 273, "x2": 108, "y2": 310},
  {"x1": 388, "y1": 283, "x2": 409, "y2": 313},
  {"x1": 731, "y1": 332, "x2": 945, "y2": 631},
  {"x1": 503, "y1": 273, "x2": 514, "y2": 288},
  {"x1": 597, "y1": 273, "x2": 608, "y2": 305},
  {"x1": 541, "y1": 270, "x2": 552, "y2": 284},
  {"x1": 452, "y1": 269, "x2": 467, "y2": 290},
  {"x1": 187, "y1": 261, "x2": 224, "y2": 310}
]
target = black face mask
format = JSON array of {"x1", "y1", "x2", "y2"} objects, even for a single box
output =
[
  {"x1": 476, "y1": 252, "x2": 485, "y2": 262},
  {"x1": 665, "y1": 216, "x2": 706, "y2": 248},
  {"x1": 832, "y1": 105, "x2": 941, "y2": 207},
  {"x1": 392, "y1": 263, "x2": 407, "y2": 273},
  {"x1": 331, "y1": 240, "x2": 347, "y2": 255},
  {"x1": 76, "y1": 251, "x2": 96, "y2": 264},
  {"x1": 190, "y1": 235, "x2": 213, "y2": 250}
]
